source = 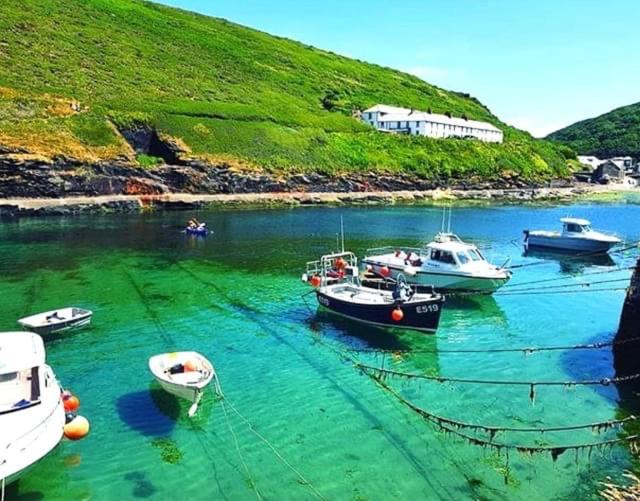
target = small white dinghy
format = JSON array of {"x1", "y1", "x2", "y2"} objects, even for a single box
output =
[
  {"x1": 148, "y1": 351, "x2": 219, "y2": 417},
  {"x1": 18, "y1": 307, "x2": 93, "y2": 335}
]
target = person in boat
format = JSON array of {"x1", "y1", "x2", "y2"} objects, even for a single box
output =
[{"x1": 392, "y1": 280, "x2": 413, "y2": 303}]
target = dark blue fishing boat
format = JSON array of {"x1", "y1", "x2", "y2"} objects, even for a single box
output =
[{"x1": 304, "y1": 252, "x2": 444, "y2": 333}]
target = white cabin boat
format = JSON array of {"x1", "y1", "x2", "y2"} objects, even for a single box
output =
[
  {"x1": 524, "y1": 218, "x2": 621, "y2": 253},
  {"x1": 18, "y1": 307, "x2": 92, "y2": 336},
  {"x1": 148, "y1": 352, "x2": 218, "y2": 417},
  {"x1": 0, "y1": 332, "x2": 65, "y2": 486},
  {"x1": 362, "y1": 233, "x2": 511, "y2": 293}
]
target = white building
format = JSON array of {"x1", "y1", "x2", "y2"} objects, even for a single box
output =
[
  {"x1": 577, "y1": 155, "x2": 602, "y2": 170},
  {"x1": 578, "y1": 155, "x2": 634, "y2": 171},
  {"x1": 361, "y1": 104, "x2": 503, "y2": 143}
]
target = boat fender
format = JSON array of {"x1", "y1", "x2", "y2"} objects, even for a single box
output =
[
  {"x1": 64, "y1": 415, "x2": 90, "y2": 441},
  {"x1": 310, "y1": 275, "x2": 322, "y2": 287},
  {"x1": 391, "y1": 307, "x2": 404, "y2": 322},
  {"x1": 380, "y1": 266, "x2": 391, "y2": 278},
  {"x1": 63, "y1": 394, "x2": 80, "y2": 412}
]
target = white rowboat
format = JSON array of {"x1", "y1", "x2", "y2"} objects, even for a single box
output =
[
  {"x1": 18, "y1": 307, "x2": 93, "y2": 336},
  {"x1": 148, "y1": 351, "x2": 218, "y2": 417}
]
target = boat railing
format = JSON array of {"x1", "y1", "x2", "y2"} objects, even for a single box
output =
[
  {"x1": 305, "y1": 251, "x2": 358, "y2": 278},
  {"x1": 365, "y1": 246, "x2": 425, "y2": 257}
]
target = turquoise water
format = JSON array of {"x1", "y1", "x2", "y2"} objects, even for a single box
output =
[{"x1": 1, "y1": 200, "x2": 639, "y2": 500}]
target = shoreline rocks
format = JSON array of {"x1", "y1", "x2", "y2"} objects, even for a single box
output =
[{"x1": 0, "y1": 153, "x2": 634, "y2": 217}]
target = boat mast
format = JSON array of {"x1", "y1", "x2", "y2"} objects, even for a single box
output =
[{"x1": 340, "y1": 216, "x2": 345, "y2": 252}]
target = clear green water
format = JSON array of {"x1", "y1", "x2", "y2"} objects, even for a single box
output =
[{"x1": 2, "y1": 201, "x2": 639, "y2": 500}]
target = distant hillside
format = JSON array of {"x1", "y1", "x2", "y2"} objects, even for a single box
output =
[
  {"x1": 547, "y1": 102, "x2": 640, "y2": 160},
  {"x1": 0, "y1": 0, "x2": 571, "y2": 182}
]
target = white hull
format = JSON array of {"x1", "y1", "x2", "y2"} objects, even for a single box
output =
[
  {"x1": 148, "y1": 352, "x2": 215, "y2": 411},
  {"x1": 155, "y1": 379, "x2": 201, "y2": 403},
  {"x1": 18, "y1": 307, "x2": 93, "y2": 335},
  {"x1": 526, "y1": 234, "x2": 618, "y2": 253},
  {"x1": 0, "y1": 366, "x2": 65, "y2": 486},
  {"x1": 364, "y1": 261, "x2": 509, "y2": 293}
]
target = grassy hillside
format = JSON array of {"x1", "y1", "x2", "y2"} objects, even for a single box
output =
[
  {"x1": 547, "y1": 102, "x2": 640, "y2": 160},
  {"x1": 0, "y1": 0, "x2": 572, "y2": 180}
]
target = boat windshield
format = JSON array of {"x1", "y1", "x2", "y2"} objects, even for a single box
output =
[
  {"x1": 456, "y1": 251, "x2": 470, "y2": 265},
  {"x1": 468, "y1": 249, "x2": 485, "y2": 262},
  {"x1": 0, "y1": 368, "x2": 40, "y2": 414},
  {"x1": 566, "y1": 223, "x2": 590, "y2": 233}
]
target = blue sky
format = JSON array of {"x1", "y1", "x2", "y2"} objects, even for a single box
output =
[{"x1": 159, "y1": 0, "x2": 640, "y2": 137}]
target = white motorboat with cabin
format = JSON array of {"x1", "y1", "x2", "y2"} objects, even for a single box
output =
[
  {"x1": 148, "y1": 351, "x2": 219, "y2": 417},
  {"x1": 362, "y1": 233, "x2": 511, "y2": 293},
  {"x1": 304, "y1": 251, "x2": 445, "y2": 333},
  {"x1": 18, "y1": 307, "x2": 93, "y2": 336},
  {"x1": 524, "y1": 218, "x2": 621, "y2": 253},
  {"x1": 0, "y1": 332, "x2": 65, "y2": 486}
]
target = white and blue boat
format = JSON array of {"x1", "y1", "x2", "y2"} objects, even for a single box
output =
[
  {"x1": 524, "y1": 218, "x2": 621, "y2": 254},
  {"x1": 304, "y1": 252, "x2": 444, "y2": 333}
]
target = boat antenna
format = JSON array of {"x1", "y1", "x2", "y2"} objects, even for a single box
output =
[
  {"x1": 340, "y1": 216, "x2": 345, "y2": 252},
  {"x1": 440, "y1": 207, "x2": 445, "y2": 233},
  {"x1": 447, "y1": 206, "x2": 452, "y2": 233}
]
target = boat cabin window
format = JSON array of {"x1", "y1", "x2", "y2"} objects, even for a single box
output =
[
  {"x1": 565, "y1": 223, "x2": 583, "y2": 233},
  {"x1": 468, "y1": 249, "x2": 484, "y2": 261},
  {"x1": 430, "y1": 249, "x2": 456, "y2": 264},
  {"x1": 0, "y1": 368, "x2": 40, "y2": 414},
  {"x1": 456, "y1": 252, "x2": 470, "y2": 265}
]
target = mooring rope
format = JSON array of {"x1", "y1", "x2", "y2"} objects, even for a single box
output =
[
  {"x1": 346, "y1": 334, "x2": 640, "y2": 355},
  {"x1": 502, "y1": 266, "x2": 635, "y2": 290},
  {"x1": 219, "y1": 399, "x2": 263, "y2": 501},
  {"x1": 367, "y1": 371, "x2": 638, "y2": 436},
  {"x1": 357, "y1": 363, "x2": 640, "y2": 388},
  {"x1": 508, "y1": 241, "x2": 640, "y2": 270},
  {"x1": 310, "y1": 331, "x2": 640, "y2": 458}
]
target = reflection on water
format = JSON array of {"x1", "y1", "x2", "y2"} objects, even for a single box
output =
[{"x1": 523, "y1": 248, "x2": 617, "y2": 274}]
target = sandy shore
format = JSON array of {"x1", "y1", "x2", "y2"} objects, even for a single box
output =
[{"x1": 0, "y1": 184, "x2": 638, "y2": 216}]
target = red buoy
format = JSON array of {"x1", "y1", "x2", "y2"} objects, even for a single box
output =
[
  {"x1": 64, "y1": 415, "x2": 90, "y2": 441},
  {"x1": 310, "y1": 275, "x2": 322, "y2": 287},
  {"x1": 63, "y1": 396, "x2": 80, "y2": 412},
  {"x1": 380, "y1": 266, "x2": 391, "y2": 278},
  {"x1": 391, "y1": 307, "x2": 404, "y2": 322}
]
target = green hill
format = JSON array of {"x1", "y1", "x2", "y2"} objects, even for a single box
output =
[
  {"x1": 0, "y1": 0, "x2": 572, "y2": 181},
  {"x1": 547, "y1": 102, "x2": 640, "y2": 160}
]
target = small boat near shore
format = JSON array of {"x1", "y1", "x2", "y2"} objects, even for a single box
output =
[
  {"x1": 305, "y1": 252, "x2": 444, "y2": 333},
  {"x1": 18, "y1": 307, "x2": 93, "y2": 336},
  {"x1": 524, "y1": 218, "x2": 621, "y2": 254},
  {"x1": 362, "y1": 233, "x2": 511, "y2": 293},
  {"x1": 148, "y1": 351, "x2": 219, "y2": 417},
  {"x1": 0, "y1": 332, "x2": 66, "y2": 486}
]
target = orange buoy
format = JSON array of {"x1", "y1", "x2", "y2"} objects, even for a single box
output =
[
  {"x1": 184, "y1": 359, "x2": 200, "y2": 372},
  {"x1": 310, "y1": 275, "x2": 322, "y2": 287},
  {"x1": 64, "y1": 415, "x2": 90, "y2": 441},
  {"x1": 380, "y1": 266, "x2": 391, "y2": 278},
  {"x1": 391, "y1": 307, "x2": 404, "y2": 322},
  {"x1": 63, "y1": 396, "x2": 80, "y2": 412}
]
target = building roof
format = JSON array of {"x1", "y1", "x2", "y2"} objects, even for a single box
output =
[
  {"x1": 0, "y1": 332, "x2": 45, "y2": 374},
  {"x1": 363, "y1": 105, "x2": 501, "y2": 132},
  {"x1": 560, "y1": 217, "x2": 591, "y2": 226}
]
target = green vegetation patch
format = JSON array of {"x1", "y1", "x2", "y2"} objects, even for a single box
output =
[{"x1": 0, "y1": 0, "x2": 572, "y2": 180}]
